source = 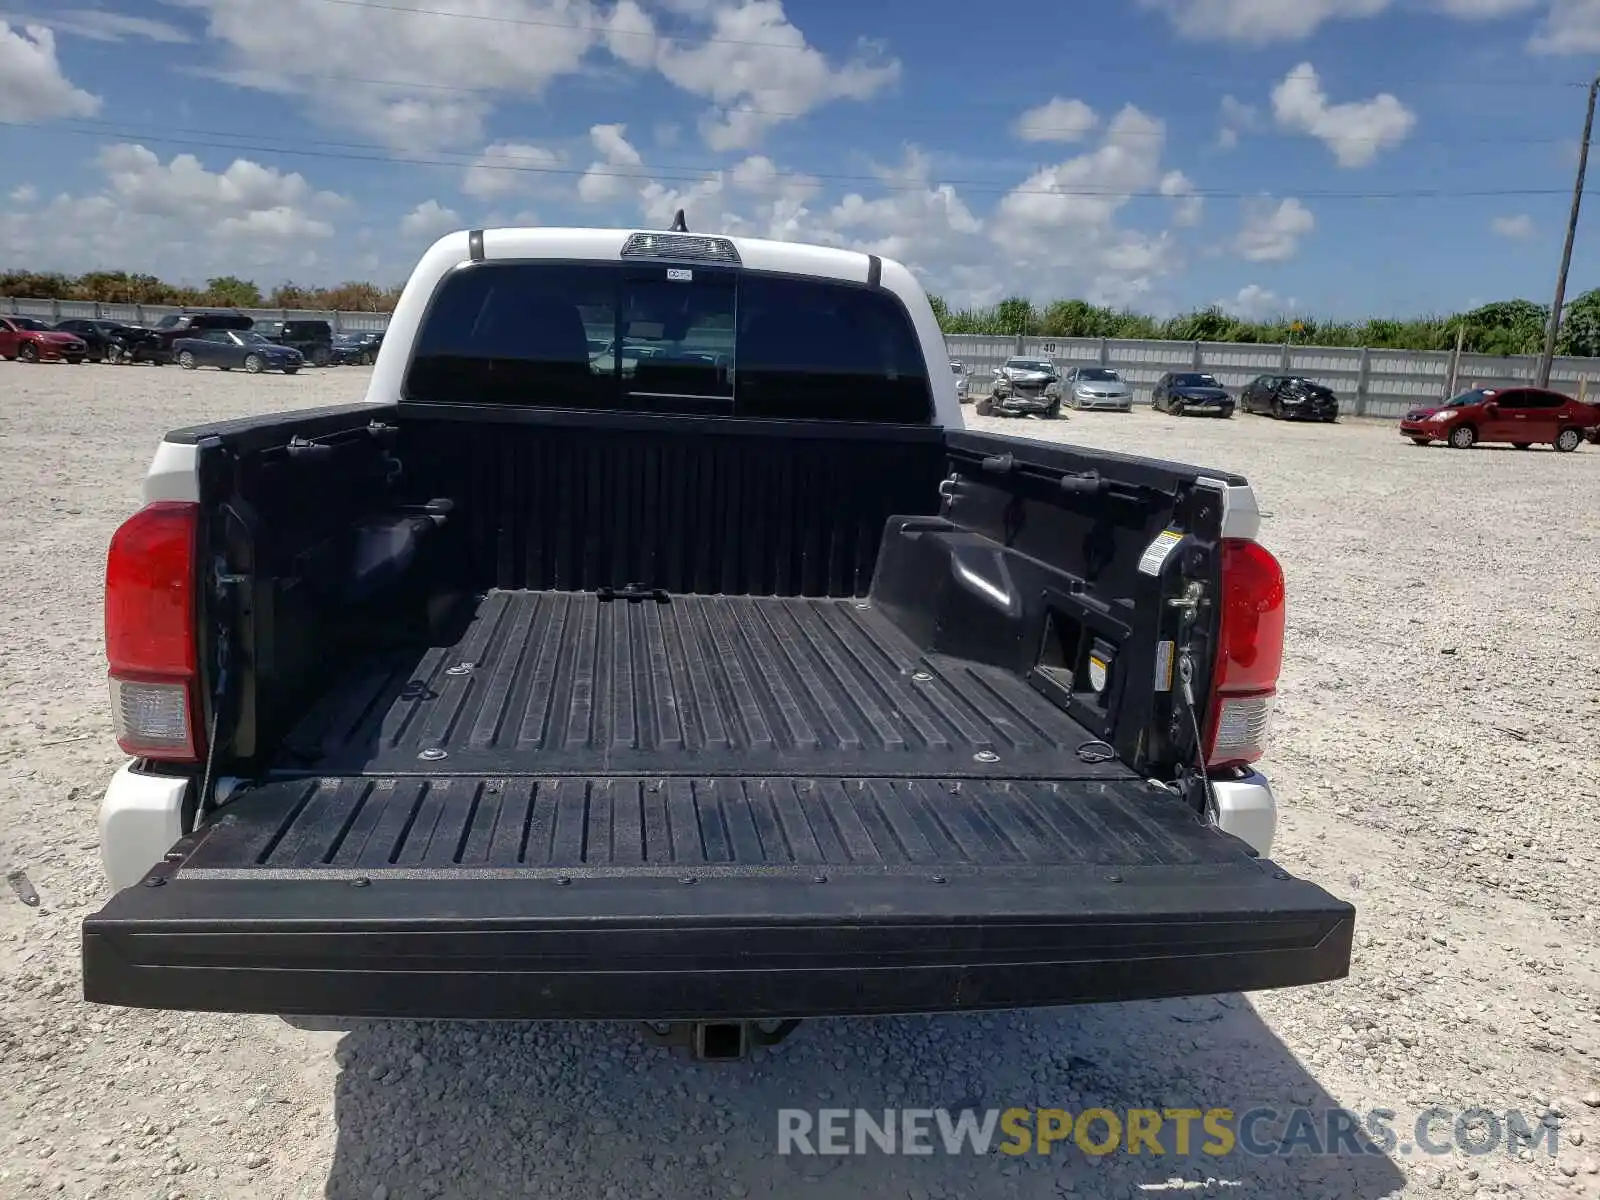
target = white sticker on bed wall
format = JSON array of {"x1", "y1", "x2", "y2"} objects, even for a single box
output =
[{"x1": 1138, "y1": 529, "x2": 1184, "y2": 577}]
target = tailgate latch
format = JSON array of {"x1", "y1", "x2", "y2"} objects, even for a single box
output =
[{"x1": 1167, "y1": 580, "x2": 1203, "y2": 618}]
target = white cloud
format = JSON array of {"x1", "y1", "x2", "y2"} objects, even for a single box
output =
[
  {"x1": 1491, "y1": 213, "x2": 1536, "y2": 239},
  {"x1": 96, "y1": 143, "x2": 343, "y2": 223},
  {"x1": 1233, "y1": 196, "x2": 1315, "y2": 261},
  {"x1": 1270, "y1": 62, "x2": 1416, "y2": 167},
  {"x1": 602, "y1": 0, "x2": 656, "y2": 68},
  {"x1": 590, "y1": 123, "x2": 643, "y2": 168},
  {"x1": 400, "y1": 200, "x2": 461, "y2": 240},
  {"x1": 218, "y1": 206, "x2": 333, "y2": 240},
  {"x1": 986, "y1": 106, "x2": 1188, "y2": 307},
  {"x1": 9, "y1": 183, "x2": 37, "y2": 204},
  {"x1": 0, "y1": 21, "x2": 99, "y2": 122},
  {"x1": 992, "y1": 105, "x2": 1168, "y2": 242},
  {"x1": 1014, "y1": 97, "x2": 1098, "y2": 143},
  {"x1": 462, "y1": 142, "x2": 562, "y2": 200},
  {"x1": 1218, "y1": 283, "x2": 1291, "y2": 319},
  {"x1": 184, "y1": 0, "x2": 897, "y2": 154},
  {"x1": 1141, "y1": 0, "x2": 1389, "y2": 43},
  {"x1": 2, "y1": 8, "x2": 191, "y2": 42},
  {"x1": 1432, "y1": 0, "x2": 1538, "y2": 14},
  {"x1": 826, "y1": 148, "x2": 984, "y2": 268},
  {"x1": 0, "y1": 143, "x2": 347, "y2": 279},
  {"x1": 184, "y1": 0, "x2": 599, "y2": 151},
  {"x1": 654, "y1": 0, "x2": 900, "y2": 150},
  {"x1": 1218, "y1": 95, "x2": 1260, "y2": 149},
  {"x1": 730, "y1": 154, "x2": 781, "y2": 192},
  {"x1": 577, "y1": 123, "x2": 646, "y2": 203},
  {"x1": 1530, "y1": 0, "x2": 1600, "y2": 52},
  {"x1": 1159, "y1": 170, "x2": 1204, "y2": 227}
]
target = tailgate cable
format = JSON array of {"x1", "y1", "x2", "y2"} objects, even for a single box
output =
[
  {"x1": 197, "y1": 634, "x2": 230, "y2": 819},
  {"x1": 1175, "y1": 653, "x2": 1219, "y2": 822},
  {"x1": 198, "y1": 556, "x2": 240, "y2": 818}
]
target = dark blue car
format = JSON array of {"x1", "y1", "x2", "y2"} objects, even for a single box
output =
[{"x1": 173, "y1": 329, "x2": 303, "y2": 374}]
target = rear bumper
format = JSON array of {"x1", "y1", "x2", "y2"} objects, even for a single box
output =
[
  {"x1": 992, "y1": 394, "x2": 1056, "y2": 415},
  {"x1": 1171, "y1": 398, "x2": 1233, "y2": 416},
  {"x1": 83, "y1": 867, "x2": 1353, "y2": 1020}
]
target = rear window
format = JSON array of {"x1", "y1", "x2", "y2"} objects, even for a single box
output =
[{"x1": 405, "y1": 261, "x2": 932, "y2": 422}]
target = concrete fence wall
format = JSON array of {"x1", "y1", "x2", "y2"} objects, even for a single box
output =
[
  {"x1": 946, "y1": 334, "x2": 1600, "y2": 418},
  {"x1": 1, "y1": 296, "x2": 392, "y2": 333},
  {"x1": 5, "y1": 296, "x2": 1595, "y2": 416}
]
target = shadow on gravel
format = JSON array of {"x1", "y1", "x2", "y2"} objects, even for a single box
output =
[{"x1": 320, "y1": 995, "x2": 1405, "y2": 1200}]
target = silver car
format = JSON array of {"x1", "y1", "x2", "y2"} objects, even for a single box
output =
[
  {"x1": 1064, "y1": 366, "x2": 1134, "y2": 411},
  {"x1": 950, "y1": 359, "x2": 971, "y2": 404},
  {"x1": 980, "y1": 356, "x2": 1063, "y2": 418}
]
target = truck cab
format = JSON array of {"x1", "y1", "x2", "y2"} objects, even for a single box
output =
[{"x1": 83, "y1": 224, "x2": 1352, "y2": 1033}]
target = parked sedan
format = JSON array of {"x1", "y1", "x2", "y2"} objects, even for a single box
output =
[
  {"x1": 1399, "y1": 387, "x2": 1598, "y2": 451},
  {"x1": 174, "y1": 329, "x2": 303, "y2": 374},
  {"x1": 331, "y1": 331, "x2": 382, "y2": 365},
  {"x1": 53, "y1": 318, "x2": 162, "y2": 364},
  {"x1": 1152, "y1": 372, "x2": 1234, "y2": 418},
  {"x1": 1241, "y1": 375, "x2": 1339, "y2": 421},
  {"x1": 0, "y1": 316, "x2": 87, "y2": 363},
  {"x1": 1063, "y1": 366, "x2": 1134, "y2": 411}
]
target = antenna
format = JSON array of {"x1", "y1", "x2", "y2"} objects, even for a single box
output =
[{"x1": 669, "y1": 209, "x2": 688, "y2": 233}]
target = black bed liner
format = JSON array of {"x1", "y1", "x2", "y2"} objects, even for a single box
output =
[
  {"x1": 280, "y1": 590, "x2": 1123, "y2": 781},
  {"x1": 86, "y1": 592, "x2": 1357, "y2": 1020},
  {"x1": 178, "y1": 775, "x2": 1234, "y2": 877}
]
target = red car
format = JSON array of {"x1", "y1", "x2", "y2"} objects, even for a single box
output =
[
  {"x1": 1400, "y1": 387, "x2": 1600, "y2": 452},
  {"x1": 0, "y1": 316, "x2": 88, "y2": 364}
]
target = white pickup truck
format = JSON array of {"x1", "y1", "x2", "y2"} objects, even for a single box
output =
[{"x1": 82, "y1": 222, "x2": 1351, "y2": 1055}]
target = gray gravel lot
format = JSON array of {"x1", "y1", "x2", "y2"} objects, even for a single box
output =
[{"x1": 2, "y1": 363, "x2": 1598, "y2": 1199}]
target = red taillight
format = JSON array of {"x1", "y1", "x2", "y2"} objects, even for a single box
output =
[
  {"x1": 1204, "y1": 538, "x2": 1285, "y2": 769},
  {"x1": 105, "y1": 501, "x2": 203, "y2": 762}
]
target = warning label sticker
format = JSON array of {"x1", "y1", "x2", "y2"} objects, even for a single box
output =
[{"x1": 1137, "y1": 530, "x2": 1184, "y2": 577}]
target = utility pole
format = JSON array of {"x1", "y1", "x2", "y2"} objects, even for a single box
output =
[
  {"x1": 1537, "y1": 73, "x2": 1600, "y2": 387},
  {"x1": 1446, "y1": 321, "x2": 1465, "y2": 398}
]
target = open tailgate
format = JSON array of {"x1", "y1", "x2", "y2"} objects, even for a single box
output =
[{"x1": 84, "y1": 774, "x2": 1353, "y2": 1020}]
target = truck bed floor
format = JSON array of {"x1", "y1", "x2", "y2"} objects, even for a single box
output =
[{"x1": 280, "y1": 590, "x2": 1123, "y2": 783}]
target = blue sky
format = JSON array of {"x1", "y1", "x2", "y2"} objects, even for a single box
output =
[{"x1": 1, "y1": 0, "x2": 1597, "y2": 318}]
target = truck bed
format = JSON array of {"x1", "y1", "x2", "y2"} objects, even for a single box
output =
[
  {"x1": 85, "y1": 588, "x2": 1354, "y2": 1019},
  {"x1": 278, "y1": 590, "x2": 1126, "y2": 783}
]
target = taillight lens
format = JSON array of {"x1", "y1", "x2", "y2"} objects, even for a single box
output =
[
  {"x1": 105, "y1": 501, "x2": 202, "y2": 762},
  {"x1": 1204, "y1": 538, "x2": 1285, "y2": 769}
]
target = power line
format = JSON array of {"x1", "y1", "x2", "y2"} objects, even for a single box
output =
[
  {"x1": 4, "y1": 117, "x2": 1587, "y2": 201},
  {"x1": 37, "y1": 109, "x2": 1573, "y2": 176},
  {"x1": 282, "y1": 0, "x2": 1594, "y2": 92},
  {"x1": 185, "y1": 65, "x2": 1587, "y2": 145}
]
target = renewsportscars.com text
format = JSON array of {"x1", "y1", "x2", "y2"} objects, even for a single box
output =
[{"x1": 777, "y1": 1107, "x2": 1560, "y2": 1159}]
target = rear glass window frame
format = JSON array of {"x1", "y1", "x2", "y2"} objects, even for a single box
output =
[{"x1": 401, "y1": 258, "x2": 935, "y2": 424}]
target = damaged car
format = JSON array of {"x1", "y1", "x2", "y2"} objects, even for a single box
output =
[{"x1": 976, "y1": 356, "x2": 1063, "y2": 418}]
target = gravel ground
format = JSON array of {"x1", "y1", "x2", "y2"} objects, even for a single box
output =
[{"x1": 2, "y1": 362, "x2": 1598, "y2": 1200}]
